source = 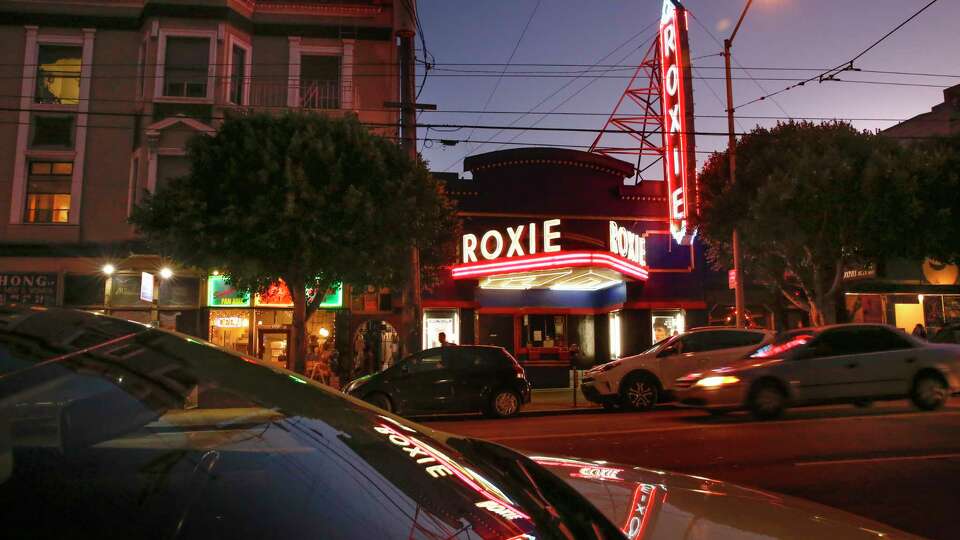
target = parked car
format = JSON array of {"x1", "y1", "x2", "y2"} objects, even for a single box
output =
[
  {"x1": 344, "y1": 345, "x2": 531, "y2": 418},
  {"x1": 581, "y1": 327, "x2": 774, "y2": 410},
  {"x1": 931, "y1": 322, "x2": 960, "y2": 344},
  {"x1": 0, "y1": 306, "x2": 923, "y2": 539},
  {"x1": 675, "y1": 323, "x2": 960, "y2": 420}
]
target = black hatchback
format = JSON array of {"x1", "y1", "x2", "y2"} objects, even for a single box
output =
[{"x1": 344, "y1": 345, "x2": 532, "y2": 418}]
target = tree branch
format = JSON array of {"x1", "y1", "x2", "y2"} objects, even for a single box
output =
[{"x1": 780, "y1": 286, "x2": 810, "y2": 312}]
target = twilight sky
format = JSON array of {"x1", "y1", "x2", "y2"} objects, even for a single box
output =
[{"x1": 412, "y1": 0, "x2": 960, "y2": 178}]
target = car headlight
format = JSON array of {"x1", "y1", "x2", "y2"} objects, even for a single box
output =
[{"x1": 695, "y1": 375, "x2": 740, "y2": 388}]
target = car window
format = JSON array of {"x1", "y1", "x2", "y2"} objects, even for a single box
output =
[
  {"x1": 810, "y1": 327, "x2": 910, "y2": 357},
  {"x1": 931, "y1": 327, "x2": 960, "y2": 344},
  {"x1": 407, "y1": 348, "x2": 449, "y2": 373},
  {"x1": 711, "y1": 331, "x2": 766, "y2": 349},
  {"x1": 679, "y1": 332, "x2": 724, "y2": 353}
]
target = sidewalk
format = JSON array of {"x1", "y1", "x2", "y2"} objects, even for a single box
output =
[{"x1": 524, "y1": 387, "x2": 601, "y2": 414}]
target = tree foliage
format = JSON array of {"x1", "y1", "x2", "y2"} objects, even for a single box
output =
[
  {"x1": 131, "y1": 112, "x2": 458, "y2": 371},
  {"x1": 698, "y1": 121, "x2": 943, "y2": 325}
]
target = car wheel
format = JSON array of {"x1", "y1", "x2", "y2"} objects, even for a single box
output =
[
  {"x1": 911, "y1": 373, "x2": 948, "y2": 411},
  {"x1": 366, "y1": 392, "x2": 393, "y2": 413},
  {"x1": 620, "y1": 374, "x2": 659, "y2": 411},
  {"x1": 488, "y1": 389, "x2": 521, "y2": 418},
  {"x1": 748, "y1": 382, "x2": 786, "y2": 420}
]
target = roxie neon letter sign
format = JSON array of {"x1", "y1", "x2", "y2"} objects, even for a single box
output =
[
  {"x1": 609, "y1": 221, "x2": 646, "y2": 267},
  {"x1": 462, "y1": 219, "x2": 560, "y2": 263},
  {"x1": 660, "y1": 0, "x2": 697, "y2": 245}
]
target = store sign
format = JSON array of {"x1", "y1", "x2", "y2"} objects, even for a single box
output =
[
  {"x1": 608, "y1": 221, "x2": 646, "y2": 266},
  {"x1": 461, "y1": 219, "x2": 561, "y2": 263},
  {"x1": 207, "y1": 275, "x2": 251, "y2": 307},
  {"x1": 254, "y1": 280, "x2": 344, "y2": 309},
  {"x1": 0, "y1": 272, "x2": 58, "y2": 306},
  {"x1": 140, "y1": 272, "x2": 154, "y2": 302},
  {"x1": 213, "y1": 316, "x2": 249, "y2": 328},
  {"x1": 660, "y1": 0, "x2": 697, "y2": 246}
]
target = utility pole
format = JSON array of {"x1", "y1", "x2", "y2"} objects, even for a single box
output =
[
  {"x1": 398, "y1": 2, "x2": 422, "y2": 354},
  {"x1": 725, "y1": 0, "x2": 753, "y2": 328}
]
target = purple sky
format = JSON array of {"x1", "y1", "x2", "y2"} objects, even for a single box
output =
[{"x1": 414, "y1": 0, "x2": 960, "y2": 177}]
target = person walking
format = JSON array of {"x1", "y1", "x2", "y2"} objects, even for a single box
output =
[{"x1": 438, "y1": 331, "x2": 455, "y2": 347}]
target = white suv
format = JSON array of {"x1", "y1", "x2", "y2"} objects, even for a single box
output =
[{"x1": 581, "y1": 327, "x2": 774, "y2": 410}]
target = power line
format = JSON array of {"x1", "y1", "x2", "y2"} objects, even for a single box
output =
[
  {"x1": 736, "y1": 0, "x2": 943, "y2": 110},
  {"x1": 463, "y1": 0, "x2": 541, "y2": 153},
  {"x1": 438, "y1": 18, "x2": 660, "y2": 171}
]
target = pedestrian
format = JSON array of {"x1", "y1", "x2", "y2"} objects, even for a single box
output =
[
  {"x1": 912, "y1": 323, "x2": 927, "y2": 339},
  {"x1": 438, "y1": 331, "x2": 455, "y2": 347}
]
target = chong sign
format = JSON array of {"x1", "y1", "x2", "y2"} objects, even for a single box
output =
[{"x1": 660, "y1": 0, "x2": 697, "y2": 245}]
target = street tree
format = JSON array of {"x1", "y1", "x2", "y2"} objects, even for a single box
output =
[
  {"x1": 698, "y1": 121, "x2": 929, "y2": 325},
  {"x1": 131, "y1": 112, "x2": 458, "y2": 373}
]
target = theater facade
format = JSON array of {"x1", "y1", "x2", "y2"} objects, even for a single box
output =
[{"x1": 426, "y1": 148, "x2": 708, "y2": 388}]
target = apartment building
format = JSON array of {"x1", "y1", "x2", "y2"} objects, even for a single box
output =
[{"x1": 0, "y1": 0, "x2": 409, "y2": 364}]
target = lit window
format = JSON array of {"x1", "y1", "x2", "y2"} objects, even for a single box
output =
[
  {"x1": 35, "y1": 45, "x2": 82, "y2": 105},
  {"x1": 163, "y1": 37, "x2": 210, "y2": 98},
  {"x1": 25, "y1": 161, "x2": 73, "y2": 223}
]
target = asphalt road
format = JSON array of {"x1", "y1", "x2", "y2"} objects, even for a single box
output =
[{"x1": 421, "y1": 399, "x2": 960, "y2": 540}]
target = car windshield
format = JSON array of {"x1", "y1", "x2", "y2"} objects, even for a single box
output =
[{"x1": 0, "y1": 308, "x2": 618, "y2": 539}]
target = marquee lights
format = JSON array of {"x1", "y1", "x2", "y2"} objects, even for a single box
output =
[
  {"x1": 660, "y1": 0, "x2": 698, "y2": 245},
  {"x1": 452, "y1": 251, "x2": 649, "y2": 282}
]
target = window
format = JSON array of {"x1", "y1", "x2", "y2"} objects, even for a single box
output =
[
  {"x1": 229, "y1": 44, "x2": 247, "y2": 105},
  {"x1": 810, "y1": 328, "x2": 869, "y2": 357},
  {"x1": 714, "y1": 330, "x2": 766, "y2": 349},
  {"x1": 860, "y1": 326, "x2": 914, "y2": 352},
  {"x1": 679, "y1": 331, "x2": 725, "y2": 353},
  {"x1": 25, "y1": 161, "x2": 72, "y2": 223},
  {"x1": 156, "y1": 155, "x2": 190, "y2": 192},
  {"x1": 300, "y1": 55, "x2": 340, "y2": 109},
  {"x1": 30, "y1": 114, "x2": 75, "y2": 148},
  {"x1": 35, "y1": 44, "x2": 82, "y2": 105},
  {"x1": 136, "y1": 40, "x2": 147, "y2": 98},
  {"x1": 406, "y1": 349, "x2": 449, "y2": 373},
  {"x1": 163, "y1": 37, "x2": 210, "y2": 98}
]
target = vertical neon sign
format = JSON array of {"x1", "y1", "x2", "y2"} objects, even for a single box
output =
[{"x1": 660, "y1": 0, "x2": 698, "y2": 245}]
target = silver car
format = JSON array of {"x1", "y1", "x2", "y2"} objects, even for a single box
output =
[{"x1": 675, "y1": 324, "x2": 960, "y2": 419}]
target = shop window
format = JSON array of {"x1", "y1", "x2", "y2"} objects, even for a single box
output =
[
  {"x1": 108, "y1": 274, "x2": 150, "y2": 307},
  {"x1": 64, "y1": 274, "x2": 106, "y2": 306},
  {"x1": 523, "y1": 314, "x2": 566, "y2": 348},
  {"x1": 156, "y1": 154, "x2": 191, "y2": 192},
  {"x1": 35, "y1": 44, "x2": 82, "y2": 105},
  {"x1": 162, "y1": 36, "x2": 211, "y2": 98},
  {"x1": 30, "y1": 114, "x2": 75, "y2": 148},
  {"x1": 424, "y1": 309, "x2": 458, "y2": 349},
  {"x1": 228, "y1": 42, "x2": 249, "y2": 105},
  {"x1": 24, "y1": 161, "x2": 72, "y2": 223},
  {"x1": 300, "y1": 55, "x2": 340, "y2": 109},
  {"x1": 159, "y1": 277, "x2": 199, "y2": 306},
  {"x1": 651, "y1": 310, "x2": 684, "y2": 342}
]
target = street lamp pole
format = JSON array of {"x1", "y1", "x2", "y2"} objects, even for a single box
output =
[{"x1": 725, "y1": 0, "x2": 753, "y2": 328}]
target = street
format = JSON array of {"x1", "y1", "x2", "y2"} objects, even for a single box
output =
[{"x1": 422, "y1": 399, "x2": 960, "y2": 540}]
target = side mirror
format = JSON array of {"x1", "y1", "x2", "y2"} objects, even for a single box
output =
[{"x1": 657, "y1": 345, "x2": 678, "y2": 358}]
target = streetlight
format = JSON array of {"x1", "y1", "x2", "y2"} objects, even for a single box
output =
[
  {"x1": 725, "y1": 0, "x2": 754, "y2": 328},
  {"x1": 159, "y1": 267, "x2": 173, "y2": 280},
  {"x1": 101, "y1": 263, "x2": 115, "y2": 276}
]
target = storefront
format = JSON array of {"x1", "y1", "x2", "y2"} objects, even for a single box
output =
[
  {"x1": 427, "y1": 148, "x2": 707, "y2": 388},
  {"x1": 205, "y1": 275, "x2": 342, "y2": 368},
  {"x1": 843, "y1": 259, "x2": 960, "y2": 335}
]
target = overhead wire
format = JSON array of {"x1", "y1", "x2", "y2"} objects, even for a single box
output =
[{"x1": 736, "y1": 0, "x2": 943, "y2": 110}]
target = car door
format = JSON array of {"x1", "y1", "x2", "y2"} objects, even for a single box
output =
[
  {"x1": 446, "y1": 348, "x2": 487, "y2": 412},
  {"x1": 850, "y1": 326, "x2": 919, "y2": 397},
  {"x1": 792, "y1": 327, "x2": 876, "y2": 402},
  {"x1": 397, "y1": 348, "x2": 455, "y2": 413},
  {"x1": 659, "y1": 331, "x2": 722, "y2": 388}
]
